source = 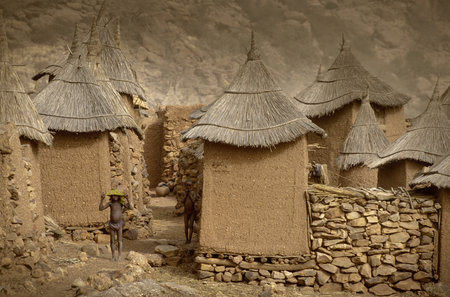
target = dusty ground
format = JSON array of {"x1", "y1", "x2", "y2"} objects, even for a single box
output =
[{"x1": 1, "y1": 193, "x2": 430, "y2": 297}]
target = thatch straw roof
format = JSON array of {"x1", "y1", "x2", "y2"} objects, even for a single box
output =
[
  {"x1": 369, "y1": 79, "x2": 450, "y2": 168},
  {"x1": 86, "y1": 19, "x2": 138, "y2": 133},
  {"x1": 410, "y1": 154, "x2": 450, "y2": 189},
  {"x1": 336, "y1": 92, "x2": 389, "y2": 170},
  {"x1": 442, "y1": 84, "x2": 450, "y2": 119},
  {"x1": 32, "y1": 0, "x2": 150, "y2": 108},
  {"x1": 182, "y1": 33, "x2": 325, "y2": 148},
  {"x1": 294, "y1": 36, "x2": 410, "y2": 118},
  {"x1": 0, "y1": 13, "x2": 52, "y2": 145},
  {"x1": 33, "y1": 25, "x2": 135, "y2": 133}
]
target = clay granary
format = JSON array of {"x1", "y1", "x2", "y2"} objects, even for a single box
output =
[
  {"x1": 293, "y1": 35, "x2": 410, "y2": 185},
  {"x1": 336, "y1": 92, "x2": 389, "y2": 187},
  {"x1": 32, "y1": 22, "x2": 147, "y2": 227},
  {"x1": 369, "y1": 79, "x2": 450, "y2": 188},
  {"x1": 410, "y1": 154, "x2": 450, "y2": 287},
  {"x1": 183, "y1": 32, "x2": 325, "y2": 256},
  {"x1": 0, "y1": 11, "x2": 52, "y2": 241}
]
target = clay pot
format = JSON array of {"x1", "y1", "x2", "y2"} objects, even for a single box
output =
[{"x1": 155, "y1": 186, "x2": 170, "y2": 197}]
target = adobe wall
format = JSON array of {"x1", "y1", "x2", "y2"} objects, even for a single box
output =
[
  {"x1": 438, "y1": 189, "x2": 450, "y2": 286},
  {"x1": 197, "y1": 185, "x2": 440, "y2": 295},
  {"x1": 143, "y1": 116, "x2": 164, "y2": 187},
  {"x1": 338, "y1": 165, "x2": 378, "y2": 188},
  {"x1": 159, "y1": 105, "x2": 203, "y2": 186},
  {"x1": 308, "y1": 103, "x2": 359, "y2": 186},
  {"x1": 39, "y1": 132, "x2": 110, "y2": 226},
  {"x1": 378, "y1": 160, "x2": 427, "y2": 189},
  {"x1": 200, "y1": 137, "x2": 309, "y2": 256},
  {"x1": 21, "y1": 139, "x2": 45, "y2": 235},
  {"x1": 384, "y1": 106, "x2": 406, "y2": 143}
]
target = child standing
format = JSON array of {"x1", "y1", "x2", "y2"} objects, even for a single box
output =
[{"x1": 99, "y1": 189, "x2": 130, "y2": 261}]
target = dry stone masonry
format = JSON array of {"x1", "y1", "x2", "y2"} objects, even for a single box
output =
[
  {"x1": 196, "y1": 184, "x2": 440, "y2": 295},
  {"x1": 158, "y1": 105, "x2": 202, "y2": 188},
  {"x1": 0, "y1": 124, "x2": 52, "y2": 291},
  {"x1": 173, "y1": 140, "x2": 203, "y2": 216}
]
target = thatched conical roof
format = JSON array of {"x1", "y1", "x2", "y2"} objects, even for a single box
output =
[
  {"x1": 33, "y1": 26, "x2": 130, "y2": 133},
  {"x1": 33, "y1": 0, "x2": 149, "y2": 107},
  {"x1": 337, "y1": 92, "x2": 389, "y2": 170},
  {"x1": 0, "y1": 12, "x2": 52, "y2": 145},
  {"x1": 86, "y1": 19, "x2": 138, "y2": 133},
  {"x1": 294, "y1": 35, "x2": 410, "y2": 118},
  {"x1": 442, "y1": 84, "x2": 450, "y2": 119},
  {"x1": 410, "y1": 154, "x2": 450, "y2": 189},
  {"x1": 182, "y1": 33, "x2": 325, "y2": 148},
  {"x1": 94, "y1": 2, "x2": 148, "y2": 106},
  {"x1": 369, "y1": 79, "x2": 450, "y2": 168}
]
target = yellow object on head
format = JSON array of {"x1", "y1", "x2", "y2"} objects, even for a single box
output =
[{"x1": 106, "y1": 189, "x2": 125, "y2": 197}]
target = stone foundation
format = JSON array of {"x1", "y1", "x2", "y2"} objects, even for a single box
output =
[{"x1": 196, "y1": 184, "x2": 440, "y2": 295}]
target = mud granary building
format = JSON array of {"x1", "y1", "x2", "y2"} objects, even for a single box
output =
[
  {"x1": 410, "y1": 154, "x2": 450, "y2": 287},
  {"x1": 32, "y1": 15, "x2": 150, "y2": 229},
  {"x1": 294, "y1": 36, "x2": 410, "y2": 186},
  {"x1": 336, "y1": 93, "x2": 389, "y2": 188},
  {"x1": 0, "y1": 10, "x2": 52, "y2": 236},
  {"x1": 0, "y1": 10, "x2": 53, "y2": 268},
  {"x1": 183, "y1": 33, "x2": 325, "y2": 257},
  {"x1": 369, "y1": 79, "x2": 450, "y2": 189}
]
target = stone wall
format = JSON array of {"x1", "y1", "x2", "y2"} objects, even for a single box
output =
[
  {"x1": 173, "y1": 140, "x2": 203, "y2": 216},
  {"x1": 0, "y1": 123, "x2": 51, "y2": 286},
  {"x1": 158, "y1": 105, "x2": 202, "y2": 187},
  {"x1": 108, "y1": 130, "x2": 153, "y2": 239},
  {"x1": 438, "y1": 189, "x2": 450, "y2": 287},
  {"x1": 196, "y1": 184, "x2": 441, "y2": 295}
]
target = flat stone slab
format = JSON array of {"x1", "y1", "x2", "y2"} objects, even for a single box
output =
[{"x1": 154, "y1": 245, "x2": 179, "y2": 257}]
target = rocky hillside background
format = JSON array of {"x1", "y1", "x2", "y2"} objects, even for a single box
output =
[{"x1": 2, "y1": 0, "x2": 450, "y2": 117}]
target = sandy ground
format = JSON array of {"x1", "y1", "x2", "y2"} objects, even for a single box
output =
[{"x1": 1, "y1": 193, "x2": 428, "y2": 297}]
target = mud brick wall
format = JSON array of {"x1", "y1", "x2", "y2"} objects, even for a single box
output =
[{"x1": 196, "y1": 185, "x2": 440, "y2": 295}]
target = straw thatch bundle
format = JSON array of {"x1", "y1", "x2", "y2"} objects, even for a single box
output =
[
  {"x1": 410, "y1": 154, "x2": 450, "y2": 189},
  {"x1": 0, "y1": 13, "x2": 52, "y2": 145},
  {"x1": 369, "y1": 79, "x2": 450, "y2": 168},
  {"x1": 182, "y1": 33, "x2": 325, "y2": 148},
  {"x1": 294, "y1": 36, "x2": 410, "y2": 118},
  {"x1": 33, "y1": 26, "x2": 132, "y2": 133},
  {"x1": 336, "y1": 93, "x2": 389, "y2": 170},
  {"x1": 32, "y1": 0, "x2": 149, "y2": 107},
  {"x1": 442, "y1": 84, "x2": 450, "y2": 119},
  {"x1": 86, "y1": 19, "x2": 139, "y2": 133}
]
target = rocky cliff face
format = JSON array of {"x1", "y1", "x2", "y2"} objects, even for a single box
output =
[{"x1": 2, "y1": 0, "x2": 450, "y2": 117}]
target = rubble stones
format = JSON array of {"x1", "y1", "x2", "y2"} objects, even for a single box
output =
[{"x1": 194, "y1": 187, "x2": 438, "y2": 294}]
